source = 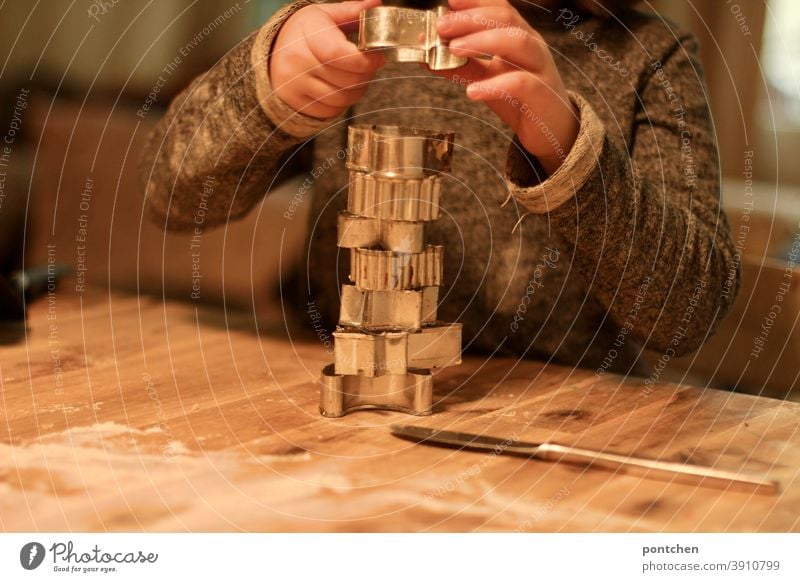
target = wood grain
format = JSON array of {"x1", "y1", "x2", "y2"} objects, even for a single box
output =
[{"x1": 1, "y1": 288, "x2": 798, "y2": 532}]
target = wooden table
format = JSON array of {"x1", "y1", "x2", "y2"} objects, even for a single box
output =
[{"x1": 2, "y1": 288, "x2": 798, "y2": 532}]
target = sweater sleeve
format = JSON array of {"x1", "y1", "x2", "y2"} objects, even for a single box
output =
[
  {"x1": 503, "y1": 32, "x2": 740, "y2": 355},
  {"x1": 139, "y1": 0, "x2": 339, "y2": 232}
]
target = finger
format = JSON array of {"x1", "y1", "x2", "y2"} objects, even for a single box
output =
[
  {"x1": 305, "y1": 27, "x2": 384, "y2": 74},
  {"x1": 278, "y1": 82, "x2": 346, "y2": 119},
  {"x1": 312, "y1": 60, "x2": 380, "y2": 89},
  {"x1": 304, "y1": 73, "x2": 369, "y2": 106},
  {"x1": 327, "y1": 49, "x2": 385, "y2": 74},
  {"x1": 463, "y1": 70, "x2": 535, "y2": 103},
  {"x1": 449, "y1": 28, "x2": 545, "y2": 71},
  {"x1": 426, "y1": 57, "x2": 490, "y2": 85},
  {"x1": 297, "y1": 98, "x2": 345, "y2": 120},
  {"x1": 436, "y1": 7, "x2": 527, "y2": 38},
  {"x1": 308, "y1": 73, "x2": 372, "y2": 104}
]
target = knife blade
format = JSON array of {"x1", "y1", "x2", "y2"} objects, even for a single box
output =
[{"x1": 390, "y1": 424, "x2": 780, "y2": 495}]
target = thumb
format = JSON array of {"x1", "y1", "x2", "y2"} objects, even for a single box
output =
[
  {"x1": 429, "y1": 58, "x2": 489, "y2": 85},
  {"x1": 318, "y1": 0, "x2": 382, "y2": 30}
]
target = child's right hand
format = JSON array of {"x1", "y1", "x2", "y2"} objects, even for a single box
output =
[{"x1": 269, "y1": 0, "x2": 386, "y2": 120}]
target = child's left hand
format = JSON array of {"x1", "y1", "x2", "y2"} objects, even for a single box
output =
[{"x1": 435, "y1": 0, "x2": 579, "y2": 175}]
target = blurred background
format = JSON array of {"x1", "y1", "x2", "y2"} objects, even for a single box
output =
[{"x1": 0, "y1": 1, "x2": 798, "y2": 398}]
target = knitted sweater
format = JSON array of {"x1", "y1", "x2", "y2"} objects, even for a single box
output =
[{"x1": 139, "y1": 0, "x2": 740, "y2": 374}]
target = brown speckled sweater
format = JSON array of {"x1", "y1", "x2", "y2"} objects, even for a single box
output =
[{"x1": 139, "y1": 0, "x2": 740, "y2": 374}]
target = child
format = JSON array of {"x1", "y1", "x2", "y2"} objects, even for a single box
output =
[{"x1": 140, "y1": 0, "x2": 739, "y2": 375}]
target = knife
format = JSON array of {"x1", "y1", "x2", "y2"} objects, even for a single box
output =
[{"x1": 390, "y1": 424, "x2": 780, "y2": 495}]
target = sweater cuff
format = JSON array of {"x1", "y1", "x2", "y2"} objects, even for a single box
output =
[
  {"x1": 250, "y1": 0, "x2": 343, "y2": 138},
  {"x1": 504, "y1": 91, "x2": 605, "y2": 214}
]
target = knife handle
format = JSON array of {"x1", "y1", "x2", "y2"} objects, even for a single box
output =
[{"x1": 535, "y1": 443, "x2": 779, "y2": 495}]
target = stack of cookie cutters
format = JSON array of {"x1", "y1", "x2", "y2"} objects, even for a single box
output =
[{"x1": 319, "y1": 124, "x2": 463, "y2": 417}]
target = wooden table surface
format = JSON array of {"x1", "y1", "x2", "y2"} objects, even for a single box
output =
[{"x1": 1, "y1": 288, "x2": 799, "y2": 532}]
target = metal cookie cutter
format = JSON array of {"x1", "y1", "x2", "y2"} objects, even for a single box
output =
[
  {"x1": 346, "y1": 124, "x2": 454, "y2": 221},
  {"x1": 347, "y1": 173, "x2": 442, "y2": 220},
  {"x1": 358, "y1": 6, "x2": 468, "y2": 71},
  {"x1": 339, "y1": 285, "x2": 439, "y2": 331},
  {"x1": 321, "y1": 364, "x2": 434, "y2": 417},
  {"x1": 337, "y1": 213, "x2": 426, "y2": 253},
  {"x1": 346, "y1": 124, "x2": 454, "y2": 178},
  {"x1": 349, "y1": 246, "x2": 443, "y2": 291},
  {"x1": 333, "y1": 323, "x2": 463, "y2": 377}
]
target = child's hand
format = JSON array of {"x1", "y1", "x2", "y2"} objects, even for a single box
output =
[
  {"x1": 270, "y1": 0, "x2": 386, "y2": 120},
  {"x1": 436, "y1": 0, "x2": 579, "y2": 174}
]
